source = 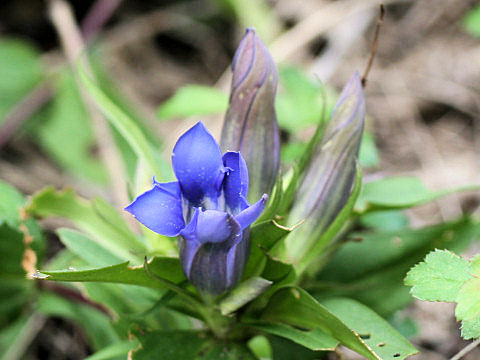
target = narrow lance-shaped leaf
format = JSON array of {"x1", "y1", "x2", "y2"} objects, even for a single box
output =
[
  {"x1": 285, "y1": 72, "x2": 365, "y2": 265},
  {"x1": 220, "y1": 28, "x2": 280, "y2": 202}
]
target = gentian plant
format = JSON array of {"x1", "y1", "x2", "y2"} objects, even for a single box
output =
[
  {"x1": 24, "y1": 27, "x2": 480, "y2": 360},
  {"x1": 125, "y1": 122, "x2": 268, "y2": 297}
]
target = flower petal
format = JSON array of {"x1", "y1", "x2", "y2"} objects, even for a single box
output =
[
  {"x1": 125, "y1": 181, "x2": 184, "y2": 237},
  {"x1": 235, "y1": 194, "x2": 268, "y2": 229},
  {"x1": 172, "y1": 122, "x2": 226, "y2": 206},
  {"x1": 226, "y1": 229, "x2": 249, "y2": 288},
  {"x1": 223, "y1": 151, "x2": 249, "y2": 214},
  {"x1": 179, "y1": 209, "x2": 243, "y2": 295}
]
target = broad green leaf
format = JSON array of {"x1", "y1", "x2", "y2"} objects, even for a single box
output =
[
  {"x1": 85, "y1": 340, "x2": 137, "y2": 360},
  {"x1": 37, "y1": 70, "x2": 107, "y2": 183},
  {"x1": 157, "y1": 85, "x2": 228, "y2": 119},
  {"x1": 261, "y1": 287, "x2": 380, "y2": 359},
  {"x1": 131, "y1": 329, "x2": 257, "y2": 360},
  {"x1": 32, "y1": 257, "x2": 185, "y2": 289},
  {"x1": 26, "y1": 187, "x2": 145, "y2": 261},
  {"x1": 219, "y1": 277, "x2": 272, "y2": 315},
  {"x1": 405, "y1": 249, "x2": 472, "y2": 302},
  {"x1": 78, "y1": 65, "x2": 163, "y2": 177},
  {"x1": 359, "y1": 210, "x2": 409, "y2": 231},
  {"x1": 322, "y1": 298, "x2": 417, "y2": 359},
  {"x1": 0, "y1": 39, "x2": 43, "y2": 122},
  {"x1": 463, "y1": 4, "x2": 480, "y2": 37},
  {"x1": 276, "y1": 67, "x2": 330, "y2": 132},
  {"x1": 318, "y1": 219, "x2": 479, "y2": 316},
  {"x1": 357, "y1": 176, "x2": 480, "y2": 212},
  {"x1": 250, "y1": 322, "x2": 338, "y2": 351},
  {"x1": 57, "y1": 228, "x2": 123, "y2": 267},
  {"x1": 267, "y1": 335, "x2": 322, "y2": 360}
]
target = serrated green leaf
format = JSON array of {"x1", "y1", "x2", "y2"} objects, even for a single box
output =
[
  {"x1": 131, "y1": 329, "x2": 257, "y2": 360},
  {"x1": 32, "y1": 257, "x2": 185, "y2": 289},
  {"x1": 261, "y1": 287, "x2": 380, "y2": 359},
  {"x1": 157, "y1": 85, "x2": 228, "y2": 119},
  {"x1": 78, "y1": 65, "x2": 163, "y2": 178},
  {"x1": 26, "y1": 187, "x2": 145, "y2": 262},
  {"x1": 250, "y1": 322, "x2": 338, "y2": 351},
  {"x1": 405, "y1": 249, "x2": 472, "y2": 302},
  {"x1": 357, "y1": 176, "x2": 480, "y2": 212},
  {"x1": 322, "y1": 298, "x2": 417, "y2": 359},
  {"x1": 460, "y1": 317, "x2": 480, "y2": 340},
  {"x1": 219, "y1": 277, "x2": 272, "y2": 315}
]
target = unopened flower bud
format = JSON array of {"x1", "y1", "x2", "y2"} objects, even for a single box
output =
[
  {"x1": 285, "y1": 72, "x2": 365, "y2": 265},
  {"x1": 221, "y1": 28, "x2": 280, "y2": 202}
]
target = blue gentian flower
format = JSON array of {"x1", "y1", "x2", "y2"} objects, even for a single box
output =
[{"x1": 125, "y1": 122, "x2": 268, "y2": 296}]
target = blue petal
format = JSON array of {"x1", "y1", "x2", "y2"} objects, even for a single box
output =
[
  {"x1": 226, "y1": 229, "x2": 249, "y2": 288},
  {"x1": 235, "y1": 194, "x2": 268, "y2": 229},
  {"x1": 223, "y1": 151, "x2": 250, "y2": 214},
  {"x1": 179, "y1": 209, "x2": 243, "y2": 295},
  {"x1": 180, "y1": 209, "x2": 241, "y2": 245},
  {"x1": 125, "y1": 181, "x2": 184, "y2": 237},
  {"x1": 172, "y1": 122, "x2": 226, "y2": 206}
]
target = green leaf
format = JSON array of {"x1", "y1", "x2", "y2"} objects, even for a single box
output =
[
  {"x1": 243, "y1": 220, "x2": 293, "y2": 278},
  {"x1": 359, "y1": 210, "x2": 409, "y2": 231},
  {"x1": 219, "y1": 277, "x2": 272, "y2": 315},
  {"x1": 131, "y1": 329, "x2": 257, "y2": 360},
  {"x1": 357, "y1": 176, "x2": 480, "y2": 212},
  {"x1": 250, "y1": 322, "x2": 338, "y2": 351},
  {"x1": 0, "y1": 38, "x2": 43, "y2": 123},
  {"x1": 26, "y1": 187, "x2": 145, "y2": 262},
  {"x1": 463, "y1": 5, "x2": 480, "y2": 37},
  {"x1": 317, "y1": 219, "x2": 479, "y2": 316},
  {"x1": 37, "y1": 70, "x2": 107, "y2": 183},
  {"x1": 276, "y1": 67, "x2": 330, "y2": 132},
  {"x1": 84, "y1": 340, "x2": 138, "y2": 360},
  {"x1": 32, "y1": 257, "x2": 185, "y2": 290},
  {"x1": 261, "y1": 287, "x2": 381, "y2": 359},
  {"x1": 78, "y1": 65, "x2": 163, "y2": 178},
  {"x1": 358, "y1": 132, "x2": 379, "y2": 168},
  {"x1": 37, "y1": 292, "x2": 119, "y2": 351},
  {"x1": 455, "y1": 255, "x2": 480, "y2": 339},
  {"x1": 0, "y1": 180, "x2": 26, "y2": 227},
  {"x1": 322, "y1": 298, "x2": 417, "y2": 359},
  {"x1": 405, "y1": 249, "x2": 472, "y2": 302},
  {"x1": 157, "y1": 85, "x2": 228, "y2": 119},
  {"x1": 57, "y1": 228, "x2": 123, "y2": 267}
]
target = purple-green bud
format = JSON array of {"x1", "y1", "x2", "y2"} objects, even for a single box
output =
[
  {"x1": 285, "y1": 72, "x2": 365, "y2": 265},
  {"x1": 220, "y1": 28, "x2": 280, "y2": 202}
]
